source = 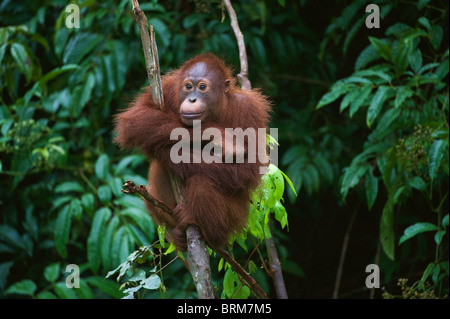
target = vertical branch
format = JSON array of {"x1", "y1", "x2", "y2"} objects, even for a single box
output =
[
  {"x1": 223, "y1": 0, "x2": 288, "y2": 299},
  {"x1": 131, "y1": 0, "x2": 164, "y2": 110},
  {"x1": 332, "y1": 204, "x2": 359, "y2": 299},
  {"x1": 223, "y1": 0, "x2": 251, "y2": 90},
  {"x1": 266, "y1": 215, "x2": 288, "y2": 299},
  {"x1": 130, "y1": 0, "x2": 214, "y2": 299}
]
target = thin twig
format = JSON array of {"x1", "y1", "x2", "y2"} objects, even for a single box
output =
[
  {"x1": 332, "y1": 204, "x2": 359, "y2": 299},
  {"x1": 131, "y1": 0, "x2": 164, "y2": 110},
  {"x1": 223, "y1": 0, "x2": 251, "y2": 90}
]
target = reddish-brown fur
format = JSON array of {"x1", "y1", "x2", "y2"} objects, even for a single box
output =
[{"x1": 114, "y1": 53, "x2": 271, "y2": 250}]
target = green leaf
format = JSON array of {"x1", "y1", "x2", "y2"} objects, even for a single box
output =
[
  {"x1": 443, "y1": 214, "x2": 449, "y2": 228},
  {"x1": 369, "y1": 37, "x2": 392, "y2": 62},
  {"x1": 399, "y1": 222, "x2": 438, "y2": 245},
  {"x1": 349, "y1": 85, "x2": 372, "y2": 118},
  {"x1": 72, "y1": 72, "x2": 95, "y2": 117},
  {"x1": 102, "y1": 216, "x2": 120, "y2": 271},
  {"x1": 10, "y1": 43, "x2": 30, "y2": 81},
  {"x1": 410, "y1": 176, "x2": 427, "y2": 192},
  {"x1": 365, "y1": 169, "x2": 378, "y2": 211},
  {"x1": 316, "y1": 84, "x2": 352, "y2": 109},
  {"x1": 340, "y1": 164, "x2": 369, "y2": 200},
  {"x1": 394, "y1": 86, "x2": 414, "y2": 108},
  {"x1": 340, "y1": 87, "x2": 359, "y2": 113},
  {"x1": 98, "y1": 185, "x2": 112, "y2": 204},
  {"x1": 44, "y1": 263, "x2": 61, "y2": 283},
  {"x1": 54, "y1": 205, "x2": 73, "y2": 258},
  {"x1": 142, "y1": 274, "x2": 161, "y2": 290},
  {"x1": 95, "y1": 154, "x2": 110, "y2": 181},
  {"x1": 367, "y1": 85, "x2": 389, "y2": 128},
  {"x1": 81, "y1": 193, "x2": 95, "y2": 214},
  {"x1": 63, "y1": 32, "x2": 103, "y2": 65},
  {"x1": 430, "y1": 25, "x2": 443, "y2": 50},
  {"x1": 435, "y1": 230, "x2": 445, "y2": 245},
  {"x1": 428, "y1": 139, "x2": 447, "y2": 180},
  {"x1": 87, "y1": 208, "x2": 112, "y2": 274},
  {"x1": 69, "y1": 198, "x2": 83, "y2": 220},
  {"x1": 355, "y1": 44, "x2": 380, "y2": 70},
  {"x1": 55, "y1": 181, "x2": 84, "y2": 193},
  {"x1": 223, "y1": 268, "x2": 236, "y2": 298},
  {"x1": 380, "y1": 200, "x2": 395, "y2": 260},
  {"x1": 5, "y1": 279, "x2": 37, "y2": 297},
  {"x1": 408, "y1": 50, "x2": 422, "y2": 73}
]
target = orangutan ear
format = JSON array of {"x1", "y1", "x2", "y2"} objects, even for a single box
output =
[{"x1": 224, "y1": 79, "x2": 231, "y2": 93}]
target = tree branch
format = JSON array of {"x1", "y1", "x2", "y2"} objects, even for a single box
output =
[
  {"x1": 223, "y1": 0, "x2": 251, "y2": 90},
  {"x1": 131, "y1": 0, "x2": 164, "y2": 110},
  {"x1": 267, "y1": 215, "x2": 288, "y2": 299}
]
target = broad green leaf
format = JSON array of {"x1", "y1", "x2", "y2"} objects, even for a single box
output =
[
  {"x1": 44, "y1": 263, "x2": 60, "y2": 283},
  {"x1": 69, "y1": 198, "x2": 82, "y2": 220},
  {"x1": 10, "y1": 43, "x2": 30, "y2": 81},
  {"x1": 408, "y1": 50, "x2": 423, "y2": 73},
  {"x1": 369, "y1": 37, "x2": 392, "y2": 62},
  {"x1": 95, "y1": 154, "x2": 110, "y2": 181},
  {"x1": 97, "y1": 185, "x2": 112, "y2": 204},
  {"x1": 435, "y1": 230, "x2": 445, "y2": 245},
  {"x1": 430, "y1": 25, "x2": 443, "y2": 50},
  {"x1": 365, "y1": 168, "x2": 378, "y2": 210},
  {"x1": 355, "y1": 44, "x2": 379, "y2": 70},
  {"x1": 87, "y1": 208, "x2": 112, "y2": 274},
  {"x1": 81, "y1": 193, "x2": 95, "y2": 214},
  {"x1": 5, "y1": 279, "x2": 37, "y2": 297},
  {"x1": 72, "y1": 72, "x2": 95, "y2": 117},
  {"x1": 428, "y1": 139, "x2": 447, "y2": 180},
  {"x1": 142, "y1": 274, "x2": 161, "y2": 290},
  {"x1": 367, "y1": 85, "x2": 389, "y2": 128},
  {"x1": 63, "y1": 32, "x2": 103, "y2": 65},
  {"x1": 380, "y1": 200, "x2": 394, "y2": 260},
  {"x1": 394, "y1": 86, "x2": 414, "y2": 108},
  {"x1": 102, "y1": 216, "x2": 119, "y2": 271},
  {"x1": 54, "y1": 205, "x2": 73, "y2": 258},
  {"x1": 443, "y1": 214, "x2": 449, "y2": 228},
  {"x1": 55, "y1": 181, "x2": 84, "y2": 193},
  {"x1": 223, "y1": 268, "x2": 236, "y2": 298},
  {"x1": 410, "y1": 176, "x2": 427, "y2": 192},
  {"x1": 340, "y1": 164, "x2": 369, "y2": 200},
  {"x1": 399, "y1": 222, "x2": 438, "y2": 245},
  {"x1": 316, "y1": 84, "x2": 352, "y2": 109},
  {"x1": 349, "y1": 85, "x2": 372, "y2": 118},
  {"x1": 340, "y1": 87, "x2": 359, "y2": 113}
]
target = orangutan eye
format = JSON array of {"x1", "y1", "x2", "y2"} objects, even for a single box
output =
[
  {"x1": 185, "y1": 84, "x2": 193, "y2": 90},
  {"x1": 199, "y1": 83, "x2": 207, "y2": 91}
]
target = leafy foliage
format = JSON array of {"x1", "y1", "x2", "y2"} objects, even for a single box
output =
[{"x1": 315, "y1": 2, "x2": 448, "y2": 297}]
